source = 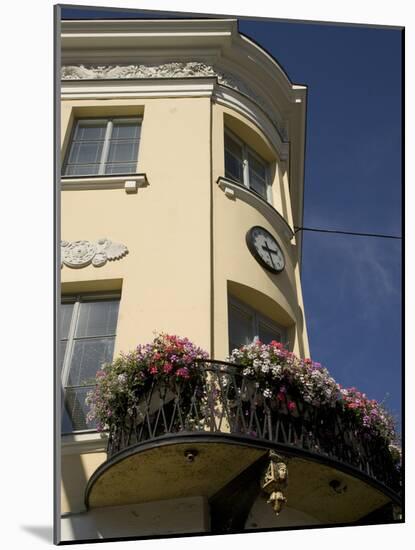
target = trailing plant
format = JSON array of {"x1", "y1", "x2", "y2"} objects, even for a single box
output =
[
  {"x1": 86, "y1": 333, "x2": 208, "y2": 431},
  {"x1": 86, "y1": 335, "x2": 399, "y2": 454}
]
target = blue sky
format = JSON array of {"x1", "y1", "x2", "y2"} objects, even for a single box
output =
[{"x1": 61, "y1": 7, "x2": 402, "y2": 430}]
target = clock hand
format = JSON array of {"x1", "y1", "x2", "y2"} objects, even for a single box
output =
[
  {"x1": 262, "y1": 246, "x2": 279, "y2": 255},
  {"x1": 261, "y1": 242, "x2": 277, "y2": 267}
]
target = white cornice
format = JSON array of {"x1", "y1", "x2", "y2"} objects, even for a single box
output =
[
  {"x1": 61, "y1": 18, "x2": 237, "y2": 34},
  {"x1": 61, "y1": 19, "x2": 236, "y2": 54},
  {"x1": 61, "y1": 76, "x2": 216, "y2": 99}
]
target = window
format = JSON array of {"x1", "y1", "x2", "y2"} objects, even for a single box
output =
[
  {"x1": 224, "y1": 130, "x2": 270, "y2": 201},
  {"x1": 62, "y1": 118, "x2": 141, "y2": 176},
  {"x1": 60, "y1": 294, "x2": 120, "y2": 432},
  {"x1": 228, "y1": 296, "x2": 285, "y2": 353}
]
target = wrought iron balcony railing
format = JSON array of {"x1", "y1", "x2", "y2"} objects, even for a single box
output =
[{"x1": 106, "y1": 360, "x2": 401, "y2": 493}]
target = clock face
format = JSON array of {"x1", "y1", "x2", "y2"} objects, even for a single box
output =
[{"x1": 246, "y1": 226, "x2": 285, "y2": 273}]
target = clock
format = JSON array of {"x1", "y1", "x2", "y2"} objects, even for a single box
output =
[{"x1": 246, "y1": 226, "x2": 285, "y2": 273}]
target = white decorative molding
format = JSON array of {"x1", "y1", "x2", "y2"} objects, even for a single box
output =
[
  {"x1": 61, "y1": 61, "x2": 247, "y2": 93},
  {"x1": 61, "y1": 61, "x2": 287, "y2": 140},
  {"x1": 61, "y1": 238, "x2": 128, "y2": 269},
  {"x1": 61, "y1": 173, "x2": 148, "y2": 192}
]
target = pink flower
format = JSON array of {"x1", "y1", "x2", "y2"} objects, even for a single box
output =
[
  {"x1": 163, "y1": 362, "x2": 173, "y2": 374},
  {"x1": 149, "y1": 366, "x2": 158, "y2": 375},
  {"x1": 176, "y1": 367, "x2": 190, "y2": 379},
  {"x1": 288, "y1": 401, "x2": 296, "y2": 411}
]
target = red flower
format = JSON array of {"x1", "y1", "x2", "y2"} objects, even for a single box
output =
[
  {"x1": 270, "y1": 340, "x2": 284, "y2": 350},
  {"x1": 288, "y1": 401, "x2": 296, "y2": 411}
]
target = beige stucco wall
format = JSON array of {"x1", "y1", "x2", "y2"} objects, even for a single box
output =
[
  {"x1": 61, "y1": 450, "x2": 106, "y2": 513},
  {"x1": 211, "y1": 103, "x2": 309, "y2": 359},
  {"x1": 60, "y1": 93, "x2": 309, "y2": 515},
  {"x1": 61, "y1": 97, "x2": 212, "y2": 355}
]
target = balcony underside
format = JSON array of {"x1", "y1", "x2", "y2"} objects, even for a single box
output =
[{"x1": 86, "y1": 433, "x2": 399, "y2": 526}]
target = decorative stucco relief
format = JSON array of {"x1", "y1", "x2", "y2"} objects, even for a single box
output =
[
  {"x1": 61, "y1": 238, "x2": 128, "y2": 268},
  {"x1": 61, "y1": 62, "x2": 287, "y2": 139}
]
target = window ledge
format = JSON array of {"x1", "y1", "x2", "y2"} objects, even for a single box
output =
[
  {"x1": 216, "y1": 177, "x2": 294, "y2": 243},
  {"x1": 61, "y1": 431, "x2": 108, "y2": 455},
  {"x1": 61, "y1": 173, "x2": 148, "y2": 193}
]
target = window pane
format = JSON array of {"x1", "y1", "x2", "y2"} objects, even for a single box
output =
[
  {"x1": 67, "y1": 141, "x2": 104, "y2": 165},
  {"x1": 75, "y1": 123, "x2": 106, "y2": 141},
  {"x1": 225, "y1": 150, "x2": 244, "y2": 182},
  {"x1": 249, "y1": 170, "x2": 267, "y2": 199},
  {"x1": 225, "y1": 135, "x2": 244, "y2": 183},
  {"x1": 229, "y1": 304, "x2": 254, "y2": 352},
  {"x1": 63, "y1": 386, "x2": 96, "y2": 432},
  {"x1": 75, "y1": 300, "x2": 120, "y2": 338},
  {"x1": 248, "y1": 153, "x2": 266, "y2": 180},
  {"x1": 63, "y1": 163, "x2": 101, "y2": 176},
  {"x1": 105, "y1": 162, "x2": 137, "y2": 174},
  {"x1": 225, "y1": 134, "x2": 243, "y2": 159},
  {"x1": 60, "y1": 302, "x2": 74, "y2": 339},
  {"x1": 248, "y1": 153, "x2": 267, "y2": 198},
  {"x1": 111, "y1": 122, "x2": 141, "y2": 140},
  {"x1": 67, "y1": 337, "x2": 115, "y2": 386},
  {"x1": 107, "y1": 140, "x2": 139, "y2": 163},
  {"x1": 258, "y1": 321, "x2": 281, "y2": 344}
]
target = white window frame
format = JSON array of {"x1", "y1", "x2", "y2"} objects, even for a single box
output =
[
  {"x1": 60, "y1": 292, "x2": 120, "y2": 434},
  {"x1": 228, "y1": 295, "x2": 286, "y2": 352},
  {"x1": 62, "y1": 117, "x2": 142, "y2": 177},
  {"x1": 224, "y1": 128, "x2": 272, "y2": 204}
]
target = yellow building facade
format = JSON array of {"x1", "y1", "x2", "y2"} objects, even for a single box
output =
[{"x1": 58, "y1": 18, "x2": 400, "y2": 543}]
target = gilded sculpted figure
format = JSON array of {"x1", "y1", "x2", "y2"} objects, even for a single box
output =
[{"x1": 260, "y1": 451, "x2": 288, "y2": 516}]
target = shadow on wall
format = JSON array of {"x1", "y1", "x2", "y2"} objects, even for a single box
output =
[{"x1": 20, "y1": 525, "x2": 53, "y2": 543}]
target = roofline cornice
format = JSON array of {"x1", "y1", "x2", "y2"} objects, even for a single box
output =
[{"x1": 61, "y1": 18, "x2": 238, "y2": 37}]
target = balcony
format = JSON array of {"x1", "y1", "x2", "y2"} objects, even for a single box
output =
[{"x1": 85, "y1": 359, "x2": 401, "y2": 528}]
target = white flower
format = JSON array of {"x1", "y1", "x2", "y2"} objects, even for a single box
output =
[{"x1": 271, "y1": 365, "x2": 282, "y2": 377}]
